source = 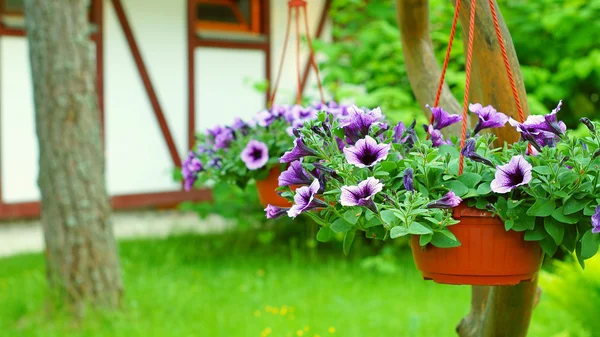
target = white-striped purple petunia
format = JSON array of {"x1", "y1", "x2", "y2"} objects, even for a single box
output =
[
  {"x1": 240, "y1": 140, "x2": 269, "y2": 170},
  {"x1": 342, "y1": 105, "x2": 384, "y2": 143},
  {"x1": 592, "y1": 206, "x2": 600, "y2": 234},
  {"x1": 343, "y1": 136, "x2": 391, "y2": 168},
  {"x1": 280, "y1": 137, "x2": 317, "y2": 163},
  {"x1": 427, "y1": 105, "x2": 461, "y2": 130},
  {"x1": 287, "y1": 179, "x2": 327, "y2": 218},
  {"x1": 340, "y1": 177, "x2": 383, "y2": 213},
  {"x1": 426, "y1": 191, "x2": 462, "y2": 209},
  {"x1": 469, "y1": 103, "x2": 509, "y2": 135},
  {"x1": 490, "y1": 155, "x2": 532, "y2": 194},
  {"x1": 278, "y1": 161, "x2": 313, "y2": 186}
]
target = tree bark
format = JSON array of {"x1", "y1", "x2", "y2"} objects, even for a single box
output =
[
  {"x1": 396, "y1": 1, "x2": 538, "y2": 336},
  {"x1": 24, "y1": 0, "x2": 123, "y2": 316}
]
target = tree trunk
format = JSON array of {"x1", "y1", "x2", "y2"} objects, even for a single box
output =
[
  {"x1": 396, "y1": 1, "x2": 538, "y2": 336},
  {"x1": 24, "y1": 0, "x2": 123, "y2": 316}
]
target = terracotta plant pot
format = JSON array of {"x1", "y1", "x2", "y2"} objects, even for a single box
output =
[
  {"x1": 255, "y1": 167, "x2": 292, "y2": 208},
  {"x1": 410, "y1": 203, "x2": 543, "y2": 286}
]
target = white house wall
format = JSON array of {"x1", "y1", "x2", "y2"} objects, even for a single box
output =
[
  {"x1": 104, "y1": 0, "x2": 183, "y2": 195},
  {"x1": 0, "y1": 0, "x2": 332, "y2": 206},
  {"x1": 194, "y1": 48, "x2": 266, "y2": 131},
  {"x1": 0, "y1": 37, "x2": 39, "y2": 203}
]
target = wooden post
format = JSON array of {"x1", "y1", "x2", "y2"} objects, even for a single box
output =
[{"x1": 396, "y1": 1, "x2": 538, "y2": 336}]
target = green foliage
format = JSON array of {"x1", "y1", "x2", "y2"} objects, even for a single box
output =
[
  {"x1": 539, "y1": 256, "x2": 600, "y2": 337},
  {"x1": 316, "y1": 0, "x2": 600, "y2": 127}
]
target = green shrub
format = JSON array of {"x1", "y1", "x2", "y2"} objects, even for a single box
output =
[
  {"x1": 316, "y1": 0, "x2": 600, "y2": 127},
  {"x1": 539, "y1": 256, "x2": 600, "y2": 337}
]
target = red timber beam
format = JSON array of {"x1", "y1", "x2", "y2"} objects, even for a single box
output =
[
  {"x1": 299, "y1": 0, "x2": 331, "y2": 97},
  {"x1": 111, "y1": 0, "x2": 182, "y2": 167},
  {"x1": 0, "y1": 189, "x2": 212, "y2": 220}
]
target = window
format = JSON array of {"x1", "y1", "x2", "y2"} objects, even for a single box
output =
[{"x1": 195, "y1": 0, "x2": 262, "y2": 35}]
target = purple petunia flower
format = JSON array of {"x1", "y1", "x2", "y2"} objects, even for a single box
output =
[
  {"x1": 240, "y1": 140, "x2": 269, "y2": 170},
  {"x1": 280, "y1": 137, "x2": 317, "y2": 163},
  {"x1": 292, "y1": 105, "x2": 318, "y2": 121},
  {"x1": 461, "y1": 138, "x2": 494, "y2": 167},
  {"x1": 278, "y1": 161, "x2": 313, "y2": 187},
  {"x1": 426, "y1": 125, "x2": 451, "y2": 147},
  {"x1": 208, "y1": 156, "x2": 222, "y2": 169},
  {"x1": 265, "y1": 204, "x2": 290, "y2": 219},
  {"x1": 490, "y1": 155, "x2": 533, "y2": 194},
  {"x1": 592, "y1": 206, "x2": 600, "y2": 234},
  {"x1": 342, "y1": 106, "x2": 384, "y2": 143},
  {"x1": 343, "y1": 136, "x2": 391, "y2": 168},
  {"x1": 426, "y1": 191, "x2": 462, "y2": 209},
  {"x1": 287, "y1": 179, "x2": 327, "y2": 218},
  {"x1": 231, "y1": 117, "x2": 248, "y2": 131},
  {"x1": 509, "y1": 101, "x2": 566, "y2": 145},
  {"x1": 214, "y1": 128, "x2": 234, "y2": 149},
  {"x1": 403, "y1": 168, "x2": 414, "y2": 192},
  {"x1": 206, "y1": 125, "x2": 225, "y2": 139},
  {"x1": 469, "y1": 103, "x2": 509, "y2": 135},
  {"x1": 255, "y1": 109, "x2": 277, "y2": 127},
  {"x1": 182, "y1": 151, "x2": 203, "y2": 191},
  {"x1": 427, "y1": 105, "x2": 461, "y2": 130},
  {"x1": 339, "y1": 177, "x2": 383, "y2": 213}
]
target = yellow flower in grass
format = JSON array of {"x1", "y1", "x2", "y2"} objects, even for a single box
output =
[
  {"x1": 254, "y1": 310, "x2": 261, "y2": 317},
  {"x1": 304, "y1": 326, "x2": 310, "y2": 332},
  {"x1": 328, "y1": 327, "x2": 336, "y2": 334},
  {"x1": 272, "y1": 307, "x2": 279, "y2": 314},
  {"x1": 297, "y1": 330, "x2": 304, "y2": 336},
  {"x1": 265, "y1": 305, "x2": 272, "y2": 313}
]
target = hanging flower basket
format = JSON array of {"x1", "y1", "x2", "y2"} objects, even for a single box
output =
[
  {"x1": 411, "y1": 204, "x2": 543, "y2": 285},
  {"x1": 256, "y1": 167, "x2": 292, "y2": 208}
]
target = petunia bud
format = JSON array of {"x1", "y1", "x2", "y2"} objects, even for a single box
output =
[
  {"x1": 559, "y1": 156, "x2": 570, "y2": 166},
  {"x1": 292, "y1": 127, "x2": 302, "y2": 138},
  {"x1": 593, "y1": 149, "x2": 600, "y2": 159},
  {"x1": 403, "y1": 168, "x2": 414, "y2": 192},
  {"x1": 580, "y1": 117, "x2": 595, "y2": 133}
]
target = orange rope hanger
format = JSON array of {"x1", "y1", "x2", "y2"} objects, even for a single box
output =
[
  {"x1": 431, "y1": 0, "x2": 529, "y2": 175},
  {"x1": 269, "y1": 0, "x2": 325, "y2": 106}
]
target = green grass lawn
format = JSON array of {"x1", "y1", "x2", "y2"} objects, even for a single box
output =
[{"x1": 0, "y1": 233, "x2": 583, "y2": 337}]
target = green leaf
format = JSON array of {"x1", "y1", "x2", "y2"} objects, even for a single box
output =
[
  {"x1": 444, "y1": 180, "x2": 469, "y2": 197},
  {"x1": 377, "y1": 161, "x2": 397, "y2": 173},
  {"x1": 540, "y1": 236, "x2": 558, "y2": 256},
  {"x1": 408, "y1": 222, "x2": 433, "y2": 235},
  {"x1": 476, "y1": 182, "x2": 492, "y2": 195},
  {"x1": 390, "y1": 226, "x2": 409, "y2": 239},
  {"x1": 316, "y1": 227, "x2": 332, "y2": 242},
  {"x1": 457, "y1": 173, "x2": 482, "y2": 188},
  {"x1": 564, "y1": 198, "x2": 589, "y2": 215},
  {"x1": 544, "y1": 217, "x2": 565, "y2": 245},
  {"x1": 366, "y1": 225, "x2": 386, "y2": 240},
  {"x1": 526, "y1": 198, "x2": 555, "y2": 217},
  {"x1": 331, "y1": 219, "x2": 353, "y2": 233},
  {"x1": 524, "y1": 227, "x2": 546, "y2": 241},
  {"x1": 507, "y1": 199, "x2": 524, "y2": 209},
  {"x1": 419, "y1": 234, "x2": 433, "y2": 246},
  {"x1": 430, "y1": 231, "x2": 460, "y2": 248},
  {"x1": 343, "y1": 209, "x2": 361, "y2": 225},
  {"x1": 558, "y1": 172, "x2": 579, "y2": 186},
  {"x1": 364, "y1": 216, "x2": 382, "y2": 228},
  {"x1": 533, "y1": 166, "x2": 552, "y2": 175},
  {"x1": 504, "y1": 219, "x2": 515, "y2": 231},
  {"x1": 380, "y1": 210, "x2": 398, "y2": 226},
  {"x1": 580, "y1": 229, "x2": 600, "y2": 259},
  {"x1": 551, "y1": 207, "x2": 579, "y2": 224},
  {"x1": 343, "y1": 230, "x2": 356, "y2": 255}
]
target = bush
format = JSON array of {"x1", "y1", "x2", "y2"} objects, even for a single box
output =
[{"x1": 316, "y1": 0, "x2": 600, "y2": 127}]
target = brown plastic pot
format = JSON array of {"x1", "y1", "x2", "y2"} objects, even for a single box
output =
[
  {"x1": 255, "y1": 167, "x2": 292, "y2": 208},
  {"x1": 410, "y1": 203, "x2": 543, "y2": 286}
]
